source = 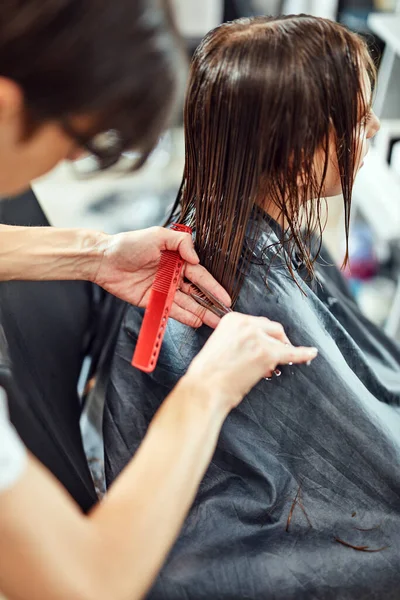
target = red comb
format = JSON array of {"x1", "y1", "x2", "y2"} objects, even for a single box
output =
[{"x1": 132, "y1": 223, "x2": 193, "y2": 373}]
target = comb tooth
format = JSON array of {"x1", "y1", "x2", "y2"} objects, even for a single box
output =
[{"x1": 153, "y1": 251, "x2": 182, "y2": 294}]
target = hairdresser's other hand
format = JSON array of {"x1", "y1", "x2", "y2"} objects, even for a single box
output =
[
  {"x1": 185, "y1": 312, "x2": 318, "y2": 413},
  {"x1": 93, "y1": 226, "x2": 230, "y2": 328}
]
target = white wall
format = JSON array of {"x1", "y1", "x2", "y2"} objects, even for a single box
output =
[
  {"x1": 283, "y1": 0, "x2": 338, "y2": 19},
  {"x1": 171, "y1": 0, "x2": 224, "y2": 37}
]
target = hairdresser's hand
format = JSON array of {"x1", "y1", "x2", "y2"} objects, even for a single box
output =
[
  {"x1": 93, "y1": 226, "x2": 230, "y2": 328},
  {"x1": 186, "y1": 312, "x2": 318, "y2": 413}
]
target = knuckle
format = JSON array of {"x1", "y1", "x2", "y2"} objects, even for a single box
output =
[
  {"x1": 259, "y1": 316, "x2": 272, "y2": 326},
  {"x1": 224, "y1": 311, "x2": 236, "y2": 321},
  {"x1": 242, "y1": 315, "x2": 258, "y2": 329},
  {"x1": 271, "y1": 322, "x2": 285, "y2": 334},
  {"x1": 221, "y1": 312, "x2": 235, "y2": 326},
  {"x1": 225, "y1": 312, "x2": 244, "y2": 327},
  {"x1": 151, "y1": 226, "x2": 165, "y2": 242}
]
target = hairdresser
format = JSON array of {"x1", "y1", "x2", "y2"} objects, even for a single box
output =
[{"x1": 0, "y1": 2, "x2": 317, "y2": 599}]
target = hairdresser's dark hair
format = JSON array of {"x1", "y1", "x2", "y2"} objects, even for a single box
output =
[
  {"x1": 0, "y1": 0, "x2": 181, "y2": 164},
  {"x1": 172, "y1": 15, "x2": 375, "y2": 303}
]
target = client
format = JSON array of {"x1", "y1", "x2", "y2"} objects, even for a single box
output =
[{"x1": 104, "y1": 15, "x2": 400, "y2": 599}]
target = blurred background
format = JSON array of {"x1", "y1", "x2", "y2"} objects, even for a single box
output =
[{"x1": 33, "y1": 0, "x2": 400, "y2": 338}]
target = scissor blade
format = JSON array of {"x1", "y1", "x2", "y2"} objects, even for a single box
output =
[{"x1": 188, "y1": 281, "x2": 232, "y2": 319}]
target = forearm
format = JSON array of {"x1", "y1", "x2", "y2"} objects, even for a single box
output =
[
  {"x1": 89, "y1": 376, "x2": 226, "y2": 599},
  {"x1": 0, "y1": 225, "x2": 107, "y2": 282},
  {"x1": 0, "y1": 377, "x2": 227, "y2": 600}
]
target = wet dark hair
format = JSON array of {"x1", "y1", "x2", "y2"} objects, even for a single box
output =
[
  {"x1": 0, "y1": 0, "x2": 181, "y2": 165},
  {"x1": 171, "y1": 15, "x2": 375, "y2": 303}
]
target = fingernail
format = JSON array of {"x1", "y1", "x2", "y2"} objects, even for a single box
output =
[
  {"x1": 288, "y1": 362, "x2": 293, "y2": 366},
  {"x1": 274, "y1": 369, "x2": 281, "y2": 377},
  {"x1": 306, "y1": 348, "x2": 318, "y2": 366}
]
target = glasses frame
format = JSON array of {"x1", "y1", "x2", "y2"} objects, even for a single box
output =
[{"x1": 61, "y1": 119, "x2": 124, "y2": 171}]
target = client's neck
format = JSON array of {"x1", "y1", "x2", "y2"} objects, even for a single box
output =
[{"x1": 257, "y1": 198, "x2": 287, "y2": 230}]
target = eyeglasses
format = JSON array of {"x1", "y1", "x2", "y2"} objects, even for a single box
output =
[{"x1": 62, "y1": 119, "x2": 124, "y2": 172}]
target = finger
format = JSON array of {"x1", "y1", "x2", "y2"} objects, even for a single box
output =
[
  {"x1": 171, "y1": 290, "x2": 221, "y2": 329},
  {"x1": 183, "y1": 263, "x2": 232, "y2": 308},
  {"x1": 263, "y1": 321, "x2": 291, "y2": 345},
  {"x1": 276, "y1": 345, "x2": 318, "y2": 366},
  {"x1": 253, "y1": 316, "x2": 291, "y2": 345},
  {"x1": 161, "y1": 229, "x2": 199, "y2": 265},
  {"x1": 168, "y1": 302, "x2": 203, "y2": 328}
]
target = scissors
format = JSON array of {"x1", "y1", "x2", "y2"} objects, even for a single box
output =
[
  {"x1": 189, "y1": 281, "x2": 283, "y2": 379},
  {"x1": 188, "y1": 280, "x2": 233, "y2": 319}
]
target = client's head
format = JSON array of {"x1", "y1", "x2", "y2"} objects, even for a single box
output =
[{"x1": 175, "y1": 15, "x2": 380, "y2": 302}]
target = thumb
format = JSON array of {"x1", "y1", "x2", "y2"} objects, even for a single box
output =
[{"x1": 163, "y1": 230, "x2": 199, "y2": 265}]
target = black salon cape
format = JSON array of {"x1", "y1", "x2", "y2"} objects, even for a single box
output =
[{"x1": 103, "y1": 218, "x2": 400, "y2": 600}]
